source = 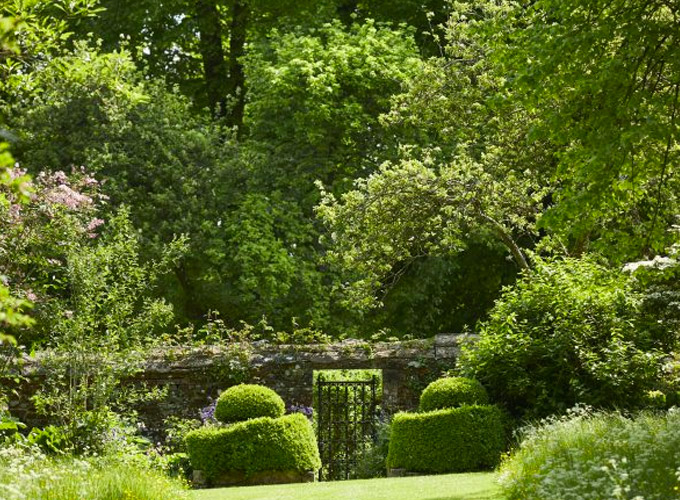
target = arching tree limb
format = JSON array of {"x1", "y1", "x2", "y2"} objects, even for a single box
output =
[{"x1": 478, "y1": 211, "x2": 530, "y2": 270}]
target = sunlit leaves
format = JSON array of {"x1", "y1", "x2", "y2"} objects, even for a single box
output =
[{"x1": 317, "y1": 151, "x2": 541, "y2": 309}]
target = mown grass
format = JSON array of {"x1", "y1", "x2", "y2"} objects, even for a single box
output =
[{"x1": 192, "y1": 472, "x2": 501, "y2": 500}]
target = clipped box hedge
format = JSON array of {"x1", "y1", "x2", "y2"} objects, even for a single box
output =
[
  {"x1": 214, "y1": 384, "x2": 285, "y2": 423},
  {"x1": 419, "y1": 377, "x2": 489, "y2": 412},
  {"x1": 185, "y1": 413, "x2": 321, "y2": 480},
  {"x1": 387, "y1": 405, "x2": 504, "y2": 473}
]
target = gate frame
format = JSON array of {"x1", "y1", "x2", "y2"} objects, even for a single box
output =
[{"x1": 316, "y1": 375, "x2": 378, "y2": 481}]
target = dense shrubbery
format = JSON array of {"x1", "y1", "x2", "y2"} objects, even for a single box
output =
[
  {"x1": 500, "y1": 408, "x2": 680, "y2": 500},
  {"x1": 459, "y1": 257, "x2": 663, "y2": 420},
  {"x1": 214, "y1": 384, "x2": 285, "y2": 423},
  {"x1": 185, "y1": 413, "x2": 320, "y2": 479},
  {"x1": 4, "y1": 1, "x2": 680, "y2": 494},
  {"x1": 419, "y1": 377, "x2": 489, "y2": 412},
  {"x1": 636, "y1": 267, "x2": 680, "y2": 344},
  {"x1": 387, "y1": 405, "x2": 504, "y2": 473}
]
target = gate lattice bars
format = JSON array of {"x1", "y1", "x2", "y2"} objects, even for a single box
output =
[{"x1": 316, "y1": 375, "x2": 378, "y2": 481}]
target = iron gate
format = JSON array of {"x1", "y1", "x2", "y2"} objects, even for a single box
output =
[{"x1": 316, "y1": 375, "x2": 378, "y2": 481}]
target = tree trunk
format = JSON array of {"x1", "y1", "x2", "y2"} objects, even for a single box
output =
[
  {"x1": 226, "y1": 0, "x2": 248, "y2": 132},
  {"x1": 174, "y1": 262, "x2": 203, "y2": 321},
  {"x1": 195, "y1": 0, "x2": 229, "y2": 116}
]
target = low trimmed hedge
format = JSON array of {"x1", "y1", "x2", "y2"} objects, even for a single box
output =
[
  {"x1": 419, "y1": 377, "x2": 489, "y2": 412},
  {"x1": 387, "y1": 405, "x2": 504, "y2": 473},
  {"x1": 185, "y1": 413, "x2": 321, "y2": 479},
  {"x1": 214, "y1": 384, "x2": 285, "y2": 423}
]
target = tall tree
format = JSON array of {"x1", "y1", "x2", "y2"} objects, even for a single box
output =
[
  {"x1": 67, "y1": 0, "x2": 325, "y2": 124},
  {"x1": 195, "y1": 0, "x2": 229, "y2": 117},
  {"x1": 493, "y1": 0, "x2": 680, "y2": 261},
  {"x1": 225, "y1": 0, "x2": 248, "y2": 128}
]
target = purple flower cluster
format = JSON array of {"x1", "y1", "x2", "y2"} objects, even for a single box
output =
[
  {"x1": 200, "y1": 400, "x2": 217, "y2": 423},
  {"x1": 288, "y1": 404, "x2": 314, "y2": 419}
]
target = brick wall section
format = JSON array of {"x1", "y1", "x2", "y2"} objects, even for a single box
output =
[{"x1": 12, "y1": 334, "x2": 469, "y2": 437}]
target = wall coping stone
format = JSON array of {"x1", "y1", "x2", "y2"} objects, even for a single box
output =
[{"x1": 21, "y1": 334, "x2": 471, "y2": 375}]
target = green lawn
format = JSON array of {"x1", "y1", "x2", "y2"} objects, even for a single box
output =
[{"x1": 191, "y1": 472, "x2": 502, "y2": 500}]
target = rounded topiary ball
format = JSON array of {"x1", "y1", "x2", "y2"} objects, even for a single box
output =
[
  {"x1": 214, "y1": 384, "x2": 285, "y2": 423},
  {"x1": 419, "y1": 377, "x2": 489, "y2": 412}
]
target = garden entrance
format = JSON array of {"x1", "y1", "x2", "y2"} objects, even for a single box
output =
[{"x1": 315, "y1": 371, "x2": 380, "y2": 481}]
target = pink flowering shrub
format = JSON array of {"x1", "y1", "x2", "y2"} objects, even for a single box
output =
[
  {"x1": 1, "y1": 162, "x2": 188, "y2": 449},
  {"x1": 0, "y1": 166, "x2": 106, "y2": 343}
]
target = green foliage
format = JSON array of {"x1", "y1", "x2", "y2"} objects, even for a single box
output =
[
  {"x1": 644, "y1": 390, "x2": 667, "y2": 410},
  {"x1": 6, "y1": 44, "x2": 246, "y2": 322},
  {"x1": 185, "y1": 413, "x2": 321, "y2": 479},
  {"x1": 315, "y1": 368, "x2": 381, "y2": 384},
  {"x1": 386, "y1": 405, "x2": 504, "y2": 473},
  {"x1": 317, "y1": 154, "x2": 540, "y2": 312},
  {"x1": 0, "y1": 410, "x2": 25, "y2": 441},
  {"x1": 5, "y1": 0, "x2": 680, "y2": 416},
  {"x1": 359, "y1": 246, "x2": 518, "y2": 338},
  {"x1": 220, "y1": 193, "x2": 317, "y2": 325},
  {"x1": 0, "y1": 166, "x2": 187, "y2": 449},
  {"x1": 4, "y1": 6, "x2": 527, "y2": 339},
  {"x1": 311, "y1": 1, "x2": 544, "y2": 325},
  {"x1": 27, "y1": 425, "x2": 71, "y2": 455},
  {"x1": 27, "y1": 207, "x2": 187, "y2": 451},
  {"x1": 160, "y1": 416, "x2": 202, "y2": 454},
  {"x1": 159, "y1": 452, "x2": 192, "y2": 480},
  {"x1": 500, "y1": 408, "x2": 680, "y2": 500},
  {"x1": 66, "y1": 0, "x2": 333, "y2": 111},
  {"x1": 214, "y1": 384, "x2": 285, "y2": 424},
  {"x1": 0, "y1": 169, "x2": 185, "y2": 455},
  {"x1": 313, "y1": 369, "x2": 383, "y2": 413},
  {"x1": 0, "y1": 142, "x2": 32, "y2": 407},
  {"x1": 419, "y1": 377, "x2": 489, "y2": 412},
  {"x1": 245, "y1": 19, "x2": 421, "y2": 194},
  {"x1": 7, "y1": 45, "x2": 238, "y2": 278},
  {"x1": 346, "y1": 1, "x2": 450, "y2": 55},
  {"x1": 0, "y1": 286, "x2": 32, "y2": 345},
  {"x1": 458, "y1": 257, "x2": 663, "y2": 420},
  {"x1": 628, "y1": 252, "x2": 680, "y2": 353},
  {"x1": 0, "y1": 142, "x2": 33, "y2": 347},
  {"x1": 353, "y1": 418, "x2": 391, "y2": 479},
  {"x1": 0, "y1": 450, "x2": 188, "y2": 500},
  {"x1": 0, "y1": 0, "x2": 103, "y2": 83},
  {"x1": 5, "y1": 44, "x2": 315, "y2": 333},
  {"x1": 226, "y1": 19, "x2": 425, "y2": 333},
  {"x1": 629, "y1": 254, "x2": 680, "y2": 404},
  {"x1": 315, "y1": 0, "x2": 680, "y2": 333},
  {"x1": 10, "y1": 46, "x2": 148, "y2": 170},
  {"x1": 494, "y1": 0, "x2": 680, "y2": 260},
  {"x1": 44, "y1": 208, "x2": 187, "y2": 349}
]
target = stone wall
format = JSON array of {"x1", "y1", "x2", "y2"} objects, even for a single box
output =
[{"x1": 13, "y1": 334, "x2": 467, "y2": 437}]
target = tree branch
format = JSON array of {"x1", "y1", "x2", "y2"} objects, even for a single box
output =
[{"x1": 477, "y1": 210, "x2": 530, "y2": 270}]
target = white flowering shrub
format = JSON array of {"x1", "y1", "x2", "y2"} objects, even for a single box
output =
[
  {"x1": 499, "y1": 407, "x2": 680, "y2": 500},
  {"x1": 0, "y1": 442, "x2": 187, "y2": 500}
]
